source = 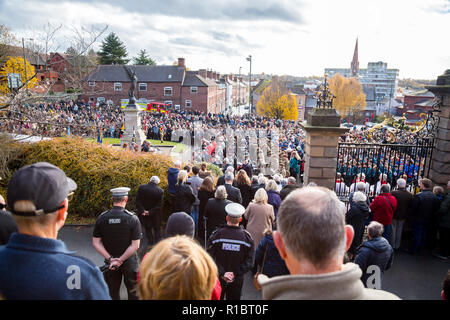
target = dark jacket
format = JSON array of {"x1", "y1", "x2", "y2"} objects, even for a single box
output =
[
  {"x1": 173, "y1": 183, "x2": 195, "y2": 214},
  {"x1": 136, "y1": 181, "x2": 164, "y2": 227},
  {"x1": 198, "y1": 189, "x2": 215, "y2": 224},
  {"x1": 0, "y1": 234, "x2": 111, "y2": 299},
  {"x1": 280, "y1": 184, "x2": 301, "y2": 201},
  {"x1": 355, "y1": 236, "x2": 394, "y2": 288},
  {"x1": 237, "y1": 183, "x2": 253, "y2": 208},
  {"x1": 0, "y1": 210, "x2": 18, "y2": 245},
  {"x1": 437, "y1": 191, "x2": 450, "y2": 229},
  {"x1": 251, "y1": 182, "x2": 261, "y2": 199},
  {"x1": 207, "y1": 225, "x2": 254, "y2": 278},
  {"x1": 205, "y1": 198, "x2": 232, "y2": 239},
  {"x1": 224, "y1": 183, "x2": 243, "y2": 204},
  {"x1": 411, "y1": 190, "x2": 441, "y2": 224},
  {"x1": 267, "y1": 190, "x2": 282, "y2": 218},
  {"x1": 255, "y1": 234, "x2": 289, "y2": 278},
  {"x1": 391, "y1": 189, "x2": 413, "y2": 221},
  {"x1": 167, "y1": 167, "x2": 179, "y2": 194},
  {"x1": 346, "y1": 201, "x2": 371, "y2": 255}
]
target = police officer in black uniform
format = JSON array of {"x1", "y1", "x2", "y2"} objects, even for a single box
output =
[
  {"x1": 207, "y1": 202, "x2": 254, "y2": 300},
  {"x1": 92, "y1": 187, "x2": 142, "y2": 300}
]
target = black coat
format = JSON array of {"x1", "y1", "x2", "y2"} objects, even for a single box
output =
[
  {"x1": 346, "y1": 201, "x2": 370, "y2": 255},
  {"x1": 391, "y1": 189, "x2": 413, "y2": 221},
  {"x1": 205, "y1": 198, "x2": 232, "y2": 239},
  {"x1": 198, "y1": 189, "x2": 215, "y2": 236},
  {"x1": 255, "y1": 234, "x2": 289, "y2": 278},
  {"x1": 173, "y1": 183, "x2": 195, "y2": 214},
  {"x1": 224, "y1": 183, "x2": 243, "y2": 204},
  {"x1": 411, "y1": 190, "x2": 441, "y2": 224},
  {"x1": 280, "y1": 184, "x2": 301, "y2": 201},
  {"x1": 237, "y1": 183, "x2": 253, "y2": 208},
  {"x1": 136, "y1": 182, "x2": 164, "y2": 227},
  {"x1": 0, "y1": 210, "x2": 18, "y2": 245}
]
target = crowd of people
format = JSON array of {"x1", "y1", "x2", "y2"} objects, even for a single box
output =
[
  {"x1": 1, "y1": 160, "x2": 449, "y2": 301},
  {"x1": 0, "y1": 99, "x2": 449, "y2": 301}
]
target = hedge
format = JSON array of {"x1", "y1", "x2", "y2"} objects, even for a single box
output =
[
  {"x1": 0, "y1": 135, "x2": 174, "y2": 221},
  {"x1": 0, "y1": 135, "x2": 224, "y2": 224}
]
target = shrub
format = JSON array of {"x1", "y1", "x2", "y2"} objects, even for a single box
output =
[{"x1": 0, "y1": 136, "x2": 174, "y2": 221}]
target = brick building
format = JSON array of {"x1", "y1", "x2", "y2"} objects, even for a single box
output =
[
  {"x1": 82, "y1": 58, "x2": 228, "y2": 114},
  {"x1": 401, "y1": 90, "x2": 435, "y2": 121}
]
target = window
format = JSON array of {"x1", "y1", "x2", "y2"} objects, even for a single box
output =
[
  {"x1": 88, "y1": 81, "x2": 95, "y2": 87},
  {"x1": 139, "y1": 83, "x2": 147, "y2": 91},
  {"x1": 190, "y1": 86, "x2": 198, "y2": 94},
  {"x1": 164, "y1": 100, "x2": 173, "y2": 108},
  {"x1": 114, "y1": 83, "x2": 122, "y2": 91},
  {"x1": 185, "y1": 100, "x2": 192, "y2": 108},
  {"x1": 164, "y1": 87, "x2": 172, "y2": 96}
]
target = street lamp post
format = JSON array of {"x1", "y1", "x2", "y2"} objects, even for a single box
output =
[
  {"x1": 247, "y1": 56, "x2": 252, "y2": 115},
  {"x1": 22, "y1": 37, "x2": 33, "y2": 95},
  {"x1": 238, "y1": 66, "x2": 242, "y2": 115}
]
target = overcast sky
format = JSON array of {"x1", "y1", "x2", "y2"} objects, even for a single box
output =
[{"x1": 2, "y1": 0, "x2": 449, "y2": 79}]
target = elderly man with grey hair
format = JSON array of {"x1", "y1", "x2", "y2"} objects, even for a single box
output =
[
  {"x1": 217, "y1": 165, "x2": 235, "y2": 186},
  {"x1": 257, "y1": 187, "x2": 399, "y2": 299},
  {"x1": 223, "y1": 171, "x2": 242, "y2": 204},
  {"x1": 355, "y1": 221, "x2": 394, "y2": 289},
  {"x1": 136, "y1": 175, "x2": 164, "y2": 247},
  {"x1": 391, "y1": 178, "x2": 413, "y2": 250},
  {"x1": 349, "y1": 181, "x2": 371, "y2": 208}
]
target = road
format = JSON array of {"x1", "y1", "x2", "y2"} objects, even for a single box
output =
[{"x1": 58, "y1": 225, "x2": 449, "y2": 300}]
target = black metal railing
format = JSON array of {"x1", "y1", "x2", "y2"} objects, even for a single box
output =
[{"x1": 335, "y1": 138, "x2": 435, "y2": 204}]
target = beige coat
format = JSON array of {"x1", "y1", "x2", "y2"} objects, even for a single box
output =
[
  {"x1": 258, "y1": 263, "x2": 400, "y2": 300},
  {"x1": 244, "y1": 202, "x2": 275, "y2": 249}
]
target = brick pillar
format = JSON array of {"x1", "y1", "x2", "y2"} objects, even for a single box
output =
[
  {"x1": 300, "y1": 108, "x2": 349, "y2": 190},
  {"x1": 426, "y1": 70, "x2": 450, "y2": 187}
]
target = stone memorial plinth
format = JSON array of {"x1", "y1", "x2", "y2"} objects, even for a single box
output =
[
  {"x1": 426, "y1": 70, "x2": 450, "y2": 187},
  {"x1": 120, "y1": 103, "x2": 146, "y2": 148},
  {"x1": 300, "y1": 108, "x2": 349, "y2": 190}
]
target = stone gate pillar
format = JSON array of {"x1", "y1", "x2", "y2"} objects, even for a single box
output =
[
  {"x1": 426, "y1": 70, "x2": 450, "y2": 187},
  {"x1": 300, "y1": 108, "x2": 349, "y2": 190}
]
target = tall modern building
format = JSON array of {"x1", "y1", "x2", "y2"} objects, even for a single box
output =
[{"x1": 325, "y1": 39, "x2": 399, "y2": 101}]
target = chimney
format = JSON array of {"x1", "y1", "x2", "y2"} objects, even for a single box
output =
[
  {"x1": 178, "y1": 57, "x2": 185, "y2": 68},
  {"x1": 198, "y1": 69, "x2": 207, "y2": 78},
  {"x1": 212, "y1": 71, "x2": 217, "y2": 80},
  {"x1": 207, "y1": 70, "x2": 213, "y2": 79},
  {"x1": 216, "y1": 72, "x2": 220, "y2": 80}
]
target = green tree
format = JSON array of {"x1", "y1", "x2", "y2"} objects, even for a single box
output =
[
  {"x1": 132, "y1": 49, "x2": 156, "y2": 65},
  {"x1": 98, "y1": 32, "x2": 129, "y2": 65}
]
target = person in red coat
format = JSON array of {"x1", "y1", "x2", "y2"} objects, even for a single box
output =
[{"x1": 370, "y1": 184, "x2": 397, "y2": 243}]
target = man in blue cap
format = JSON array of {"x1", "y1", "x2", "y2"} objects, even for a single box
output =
[
  {"x1": 0, "y1": 162, "x2": 110, "y2": 300},
  {"x1": 207, "y1": 202, "x2": 254, "y2": 300},
  {"x1": 92, "y1": 186, "x2": 142, "y2": 300}
]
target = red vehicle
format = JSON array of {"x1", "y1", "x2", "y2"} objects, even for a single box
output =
[{"x1": 146, "y1": 102, "x2": 170, "y2": 113}]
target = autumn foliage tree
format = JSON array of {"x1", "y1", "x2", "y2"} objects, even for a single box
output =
[
  {"x1": 328, "y1": 73, "x2": 366, "y2": 117},
  {"x1": 257, "y1": 82, "x2": 298, "y2": 120},
  {"x1": 0, "y1": 56, "x2": 37, "y2": 94}
]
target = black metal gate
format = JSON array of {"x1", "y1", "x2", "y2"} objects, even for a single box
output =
[{"x1": 335, "y1": 111, "x2": 438, "y2": 203}]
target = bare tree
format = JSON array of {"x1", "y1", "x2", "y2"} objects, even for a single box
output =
[{"x1": 0, "y1": 23, "x2": 108, "y2": 111}]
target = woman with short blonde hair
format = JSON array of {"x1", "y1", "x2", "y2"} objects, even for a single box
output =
[
  {"x1": 177, "y1": 170, "x2": 188, "y2": 184},
  {"x1": 138, "y1": 235, "x2": 218, "y2": 300},
  {"x1": 253, "y1": 188, "x2": 268, "y2": 204}
]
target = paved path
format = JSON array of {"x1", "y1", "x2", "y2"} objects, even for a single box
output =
[{"x1": 58, "y1": 225, "x2": 449, "y2": 300}]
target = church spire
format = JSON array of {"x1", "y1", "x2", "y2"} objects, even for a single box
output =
[{"x1": 351, "y1": 38, "x2": 359, "y2": 77}]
